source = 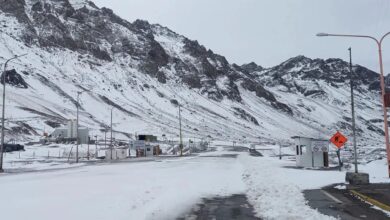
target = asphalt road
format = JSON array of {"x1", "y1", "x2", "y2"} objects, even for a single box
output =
[
  {"x1": 349, "y1": 183, "x2": 390, "y2": 206},
  {"x1": 304, "y1": 186, "x2": 389, "y2": 220},
  {"x1": 178, "y1": 194, "x2": 261, "y2": 220},
  {"x1": 178, "y1": 148, "x2": 265, "y2": 220}
]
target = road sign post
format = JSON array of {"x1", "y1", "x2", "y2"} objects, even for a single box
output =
[{"x1": 330, "y1": 131, "x2": 348, "y2": 171}]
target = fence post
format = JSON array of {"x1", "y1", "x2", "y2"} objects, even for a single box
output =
[{"x1": 67, "y1": 146, "x2": 74, "y2": 162}]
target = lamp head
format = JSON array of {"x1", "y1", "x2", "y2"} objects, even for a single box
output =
[{"x1": 316, "y1": 33, "x2": 329, "y2": 37}]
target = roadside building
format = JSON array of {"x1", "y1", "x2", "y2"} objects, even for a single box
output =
[
  {"x1": 131, "y1": 137, "x2": 161, "y2": 157},
  {"x1": 292, "y1": 136, "x2": 329, "y2": 168},
  {"x1": 50, "y1": 127, "x2": 67, "y2": 139},
  {"x1": 48, "y1": 120, "x2": 89, "y2": 144},
  {"x1": 105, "y1": 148, "x2": 127, "y2": 160}
]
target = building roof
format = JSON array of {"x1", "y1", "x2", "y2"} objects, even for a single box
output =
[{"x1": 291, "y1": 136, "x2": 329, "y2": 142}]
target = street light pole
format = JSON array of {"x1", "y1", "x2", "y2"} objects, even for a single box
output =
[
  {"x1": 179, "y1": 104, "x2": 183, "y2": 156},
  {"x1": 95, "y1": 135, "x2": 98, "y2": 159},
  {"x1": 104, "y1": 129, "x2": 107, "y2": 149},
  {"x1": 317, "y1": 32, "x2": 390, "y2": 177},
  {"x1": 349, "y1": 47, "x2": 358, "y2": 173},
  {"x1": 0, "y1": 54, "x2": 27, "y2": 173},
  {"x1": 76, "y1": 91, "x2": 82, "y2": 163},
  {"x1": 110, "y1": 107, "x2": 114, "y2": 160},
  {"x1": 75, "y1": 90, "x2": 90, "y2": 163}
]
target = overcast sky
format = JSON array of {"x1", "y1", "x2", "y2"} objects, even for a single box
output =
[{"x1": 93, "y1": 0, "x2": 390, "y2": 72}]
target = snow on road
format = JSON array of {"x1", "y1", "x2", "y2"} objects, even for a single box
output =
[
  {"x1": 0, "y1": 148, "x2": 245, "y2": 220},
  {"x1": 240, "y1": 155, "x2": 344, "y2": 220},
  {"x1": 3, "y1": 145, "x2": 385, "y2": 220}
]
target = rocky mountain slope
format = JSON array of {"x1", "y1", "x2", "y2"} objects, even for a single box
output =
[{"x1": 0, "y1": 0, "x2": 387, "y2": 152}]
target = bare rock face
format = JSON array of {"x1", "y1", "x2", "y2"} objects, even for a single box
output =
[
  {"x1": 2, "y1": 0, "x2": 385, "y2": 145},
  {"x1": 253, "y1": 55, "x2": 382, "y2": 98},
  {"x1": 240, "y1": 62, "x2": 263, "y2": 74},
  {"x1": 233, "y1": 107, "x2": 259, "y2": 126},
  {"x1": 1, "y1": 69, "x2": 28, "y2": 89},
  {"x1": 0, "y1": 0, "x2": 28, "y2": 23},
  {"x1": 0, "y1": 0, "x2": 291, "y2": 112}
]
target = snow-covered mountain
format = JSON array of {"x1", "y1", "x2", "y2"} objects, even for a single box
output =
[{"x1": 0, "y1": 0, "x2": 386, "y2": 150}]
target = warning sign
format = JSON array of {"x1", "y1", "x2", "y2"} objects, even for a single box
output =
[{"x1": 330, "y1": 131, "x2": 348, "y2": 149}]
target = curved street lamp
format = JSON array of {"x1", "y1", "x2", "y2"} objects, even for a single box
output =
[
  {"x1": 75, "y1": 90, "x2": 89, "y2": 163},
  {"x1": 0, "y1": 54, "x2": 27, "y2": 172},
  {"x1": 110, "y1": 106, "x2": 114, "y2": 160},
  {"x1": 317, "y1": 32, "x2": 390, "y2": 177}
]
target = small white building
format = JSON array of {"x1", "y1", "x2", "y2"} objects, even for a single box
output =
[
  {"x1": 105, "y1": 148, "x2": 127, "y2": 160},
  {"x1": 292, "y1": 136, "x2": 329, "y2": 168},
  {"x1": 50, "y1": 128, "x2": 67, "y2": 139},
  {"x1": 130, "y1": 140, "x2": 156, "y2": 157}
]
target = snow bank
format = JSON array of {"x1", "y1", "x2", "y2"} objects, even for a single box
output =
[
  {"x1": 360, "y1": 158, "x2": 390, "y2": 183},
  {"x1": 240, "y1": 155, "x2": 341, "y2": 220}
]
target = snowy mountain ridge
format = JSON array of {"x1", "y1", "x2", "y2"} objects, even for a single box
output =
[{"x1": 0, "y1": 0, "x2": 387, "y2": 151}]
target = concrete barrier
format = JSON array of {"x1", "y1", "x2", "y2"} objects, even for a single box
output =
[{"x1": 346, "y1": 172, "x2": 369, "y2": 185}]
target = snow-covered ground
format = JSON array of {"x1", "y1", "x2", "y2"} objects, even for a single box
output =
[
  {"x1": 1, "y1": 143, "x2": 389, "y2": 220},
  {"x1": 2, "y1": 144, "x2": 97, "y2": 172},
  {"x1": 1, "y1": 141, "x2": 202, "y2": 172},
  {"x1": 0, "y1": 147, "x2": 245, "y2": 220}
]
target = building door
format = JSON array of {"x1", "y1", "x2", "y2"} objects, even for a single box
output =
[{"x1": 323, "y1": 152, "x2": 329, "y2": 167}]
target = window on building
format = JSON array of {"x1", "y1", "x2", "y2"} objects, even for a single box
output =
[{"x1": 300, "y1": 145, "x2": 306, "y2": 155}]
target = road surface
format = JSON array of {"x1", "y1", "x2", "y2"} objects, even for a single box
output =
[
  {"x1": 1, "y1": 145, "x2": 386, "y2": 220},
  {"x1": 304, "y1": 186, "x2": 390, "y2": 220}
]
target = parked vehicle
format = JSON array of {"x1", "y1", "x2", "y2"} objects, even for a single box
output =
[{"x1": 3, "y1": 144, "x2": 25, "y2": 152}]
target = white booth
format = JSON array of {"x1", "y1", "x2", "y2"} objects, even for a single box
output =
[
  {"x1": 292, "y1": 136, "x2": 329, "y2": 168},
  {"x1": 105, "y1": 148, "x2": 127, "y2": 160},
  {"x1": 131, "y1": 140, "x2": 155, "y2": 157}
]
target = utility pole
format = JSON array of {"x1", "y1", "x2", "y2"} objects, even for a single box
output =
[
  {"x1": 179, "y1": 104, "x2": 183, "y2": 156},
  {"x1": 110, "y1": 107, "x2": 113, "y2": 160},
  {"x1": 104, "y1": 129, "x2": 107, "y2": 150},
  {"x1": 279, "y1": 143, "x2": 282, "y2": 160},
  {"x1": 95, "y1": 135, "x2": 98, "y2": 159},
  {"x1": 0, "y1": 54, "x2": 26, "y2": 172},
  {"x1": 87, "y1": 136, "x2": 90, "y2": 160},
  {"x1": 75, "y1": 89, "x2": 90, "y2": 163},
  {"x1": 76, "y1": 92, "x2": 81, "y2": 163},
  {"x1": 349, "y1": 47, "x2": 358, "y2": 173}
]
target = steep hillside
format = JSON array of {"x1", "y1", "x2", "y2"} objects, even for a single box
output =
[
  {"x1": 245, "y1": 56, "x2": 386, "y2": 148},
  {"x1": 0, "y1": 0, "x2": 386, "y2": 151}
]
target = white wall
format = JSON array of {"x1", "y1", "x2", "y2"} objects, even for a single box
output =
[
  {"x1": 105, "y1": 149, "x2": 128, "y2": 160},
  {"x1": 295, "y1": 137, "x2": 326, "y2": 168}
]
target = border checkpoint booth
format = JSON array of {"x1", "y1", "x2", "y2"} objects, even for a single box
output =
[
  {"x1": 132, "y1": 135, "x2": 160, "y2": 157},
  {"x1": 292, "y1": 136, "x2": 329, "y2": 168},
  {"x1": 132, "y1": 140, "x2": 155, "y2": 157}
]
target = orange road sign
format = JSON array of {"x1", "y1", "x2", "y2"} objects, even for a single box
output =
[{"x1": 330, "y1": 131, "x2": 348, "y2": 149}]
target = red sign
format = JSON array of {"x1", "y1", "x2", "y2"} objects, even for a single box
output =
[{"x1": 330, "y1": 131, "x2": 348, "y2": 149}]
